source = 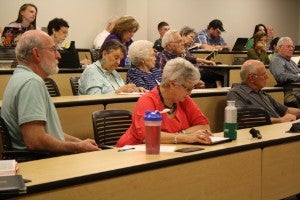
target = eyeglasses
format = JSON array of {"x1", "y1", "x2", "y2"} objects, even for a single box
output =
[
  {"x1": 181, "y1": 84, "x2": 195, "y2": 93},
  {"x1": 169, "y1": 40, "x2": 184, "y2": 45},
  {"x1": 253, "y1": 71, "x2": 267, "y2": 77},
  {"x1": 40, "y1": 46, "x2": 58, "y2": 53}
]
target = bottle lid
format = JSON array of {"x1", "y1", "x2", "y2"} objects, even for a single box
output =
[
  {"x1": 227, "y1": 100, "x2": 235, "y2": 106},
  {"x1": 144, "y1": 110, "x2": 162, "y2": 121}
]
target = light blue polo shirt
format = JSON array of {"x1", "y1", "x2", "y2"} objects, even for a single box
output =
[{"x1": 1, "y1": 65, "x2": 64, "y2": 149}]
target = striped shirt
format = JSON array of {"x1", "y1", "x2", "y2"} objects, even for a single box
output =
[{"x1": 126, "y1": 67, "x2": 162, "y2": 90}]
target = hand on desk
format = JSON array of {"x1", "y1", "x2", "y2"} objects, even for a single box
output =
[
  {"x1": 76, "y1": 139, "x2": 100, "y2": 152},
  {"x1": 177, "y1": 129, "x2": 212, "y2": 145},
  {"x1": 116, "y1": 84, "x2": 148, "y2": 93}
]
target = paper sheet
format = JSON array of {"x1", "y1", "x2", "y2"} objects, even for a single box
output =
[{"x1": 119, "y1": 145, "x2": 176, "y2": 152}]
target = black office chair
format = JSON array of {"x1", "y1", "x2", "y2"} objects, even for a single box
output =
[
  {"x1": 237, "y1": 107, "x2": 271, "y2": 129},
  {"x1": 44, "y1": 78, "x2": 61, "y2": 97},
  {"x1": 69, "y1": 77, "x2": 80, "y2": 96},
  {"x1": 0, "y1": 115, "x2": 52, "y2": 162},
  {"x1": 92, "y1": 110, "x2": 132, "y2": 148}
]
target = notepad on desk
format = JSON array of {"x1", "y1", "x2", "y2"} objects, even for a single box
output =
[
  {"x1": 209, "y1": 136, "x2": 232, "y2": 145},
  {"x1": 291, "y1": 56, "x2": 300, "y2": 64}
]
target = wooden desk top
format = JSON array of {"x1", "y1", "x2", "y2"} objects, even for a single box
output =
[
  {"x1": 0, "y1": 67, "x2": 128, "y2": 75},
  {"x1": 18, "y1": 121, "x2": 300, "y2": 195},
  {"x1": 0, "y1": 87, "x2": 283, "y2": 108}
]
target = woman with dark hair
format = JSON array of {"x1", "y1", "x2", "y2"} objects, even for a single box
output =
[
  {"x1": 245, "y1": 24, "x2": 274, "y2": 50},
  {"x1": 103, "y1": 16, "x2": 139, "y2": 67},
  {"x1": 8, "y1": 3, "x2": 37, "y2": 31},
  {"x1": 247, "y1": 31, "x2": 270, "y2": 65},
  {"x1": 47, "y1": 18, "x2": 69, "y2": 47},
  {"x1": 79, "y1": 39, "x2": 146, "y2": 95}
]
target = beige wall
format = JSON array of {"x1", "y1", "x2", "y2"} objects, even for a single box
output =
[{"x1": 0, "y1": 0, "x2": 299, "y2": 48}]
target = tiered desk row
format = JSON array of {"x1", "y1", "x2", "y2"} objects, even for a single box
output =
[
  {"x1": 15, "y1": 121, "x2": 300, "y2": 199},
  {"x1": 0, "y1": 51, "x2": 298, "y2": 199}
]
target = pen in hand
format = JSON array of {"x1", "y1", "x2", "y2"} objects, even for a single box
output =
[{"x1": 118, "y1": 147, "x2": 135, "y2": 152}]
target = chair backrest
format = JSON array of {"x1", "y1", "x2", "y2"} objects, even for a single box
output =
[
  {"x1": 0, "y1": 115, "x2": 13, "y2": 151},
  {"x1": 44, "y1": 78, "x2": 61, "y2": 97},
  {"x1": 237, "y1": 107, "x2": 271, "y2": 129},
  {"x1": 69, "y1": 77, "x2": 80, "y2": 95},
  {"x1": 92, "y1": 110, "x2": 132, "y2": 146}
]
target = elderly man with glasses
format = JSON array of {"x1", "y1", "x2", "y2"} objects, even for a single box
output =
[
  {"x1": 227, "y1": 59, "x2": 300, "y2": 124},
  {"x1": 269, "y1": 37, "x2": 300, "y2": 107}
]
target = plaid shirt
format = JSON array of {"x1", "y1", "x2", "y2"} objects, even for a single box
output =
[{"x1": 155, "y1": 50, "x2": 177, "y2": 72}]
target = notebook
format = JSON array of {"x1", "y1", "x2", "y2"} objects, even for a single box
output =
[
  {"x1": 232, "y1": 38, "x2": 248, "y2": 51},
  {"x1": 1, "y1": 27, "x2": 24, "y2": 47}
]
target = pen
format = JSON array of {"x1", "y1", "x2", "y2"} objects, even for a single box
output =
[{"x1": 118, "y1": 147, "x2": 135, "y2": 152}]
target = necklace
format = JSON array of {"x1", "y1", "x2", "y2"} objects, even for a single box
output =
[{"x1": 158, "y1": 86, "x2": 177, "y2": 114}]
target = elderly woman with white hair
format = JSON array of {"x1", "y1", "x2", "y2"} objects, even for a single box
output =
[
  {"x1": 126, "y1": 40, "x2": 162, "y2": 90},
  {"x1": 117, "y1": 57, "x2": 212, "y2": 147}
]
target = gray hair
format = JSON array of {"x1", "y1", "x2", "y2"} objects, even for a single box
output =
[
  {"x1": 180, "y1": 26, "x2": 195, "y2": 36},
  {"x1": 128, "y1": 40, "x2": 154, "y2": 67},
  {"x1": 15, "y1": 30, "x2": 45, "y2": 63},
  {"x1": 240, "y1": 60, "x2": 259, "y2": 83},
  {"x1": 161, "y1": 29, "x2": 178, "y2": 48},
  {"x1": 161, "y1": 57, "x2": 200, "y2": 86},
  {"x1": 277, "y1": 37, "x2": 293, "y2": 47}
]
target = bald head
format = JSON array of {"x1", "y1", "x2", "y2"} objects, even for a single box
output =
[{"x1": 240, "y1": 60, "x2": 268, "y2": 91}]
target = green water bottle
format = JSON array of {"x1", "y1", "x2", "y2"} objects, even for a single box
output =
[{"x1": 224, "y1": 101, "x2": 237, "y2": 140}]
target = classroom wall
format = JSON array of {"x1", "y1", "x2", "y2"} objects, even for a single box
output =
[{"x1": 0, "y1": 0, "x2": 299, "y2": 48}]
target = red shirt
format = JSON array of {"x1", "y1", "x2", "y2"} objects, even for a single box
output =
[{"x1": 116, "y1": 87, "x2": 209, "y2": 147}]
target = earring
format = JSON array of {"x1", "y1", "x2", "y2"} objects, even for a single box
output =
[{"x1": 102, "y1": 57, "x2": 106, "y2": 64}]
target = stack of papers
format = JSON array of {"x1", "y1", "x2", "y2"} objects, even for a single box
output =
[{"x1": 0, "y1": 160, "x2": 17, "y2": 176}]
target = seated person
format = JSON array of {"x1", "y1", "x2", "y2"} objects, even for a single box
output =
[
  {"x1": 194, "y1": 19, "x2": 229, "y2": 51},
  {"x1": 93, "y1": 16, "x2": 119, "y2": 49},
  {"x1": 155, "y1": 30, "x2": 205, "y2": 88},
  {"x1": 227, "y1": 59, "x2": 300, "y2": 123},
  {"x1": 103, "y1": 16, "x2": 139, "y2": 67},
  {"x1": 116, "y1": 57, "x2": 213, "y2": 147},
  {"x1": 153, "y1": 21, "x2": 170, "y2": 52},
  {"x1": 8, "y1": 3, "x2": 37, "y2": 31},
  {"x1": 1, "y1": 30, "x2": 100, "y2": 153},
  {"x1": 268, "y1": 36, "x2": 280, "y2": 60},
  {"x1": 247, "y1": 31, "x2": 270, "y2": 65},
  {"x1": 269, "y1": 37, "x2": 300, "y2": 107},
  {"x1": 126, "y1": 40, "x2": 162, "y2": 90},
  {"x1": 180, "y1": 26, "x2": 223, "y2": 88},
  {"x1": 79, "y1": 39, "x2": 147, "y2": 95},
  {"x1": 47, "y1": 18, "x2": 91, "y2": 66}
]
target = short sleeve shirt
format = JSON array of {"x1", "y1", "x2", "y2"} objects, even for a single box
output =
[{"x1": 1, "y1": 65, "x2": 64, "y2": 149}]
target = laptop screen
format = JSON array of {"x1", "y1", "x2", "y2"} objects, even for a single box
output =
[
  {"x1": 232, "y1": 38, "x2": 248, "y2": 51},
  {"x1": 1, "y1": 27, "x2": 24, "y2": 47}
]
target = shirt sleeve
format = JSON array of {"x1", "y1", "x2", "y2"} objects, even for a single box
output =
[{"x1": 269, "y1": 57, "x2": 300, "y2": 84}]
